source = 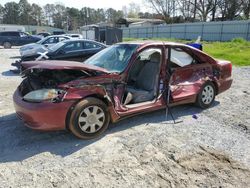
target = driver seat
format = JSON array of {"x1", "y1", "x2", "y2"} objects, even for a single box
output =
[{"x1": 126, "y1": 52, "x2": 161, "y2": 104}]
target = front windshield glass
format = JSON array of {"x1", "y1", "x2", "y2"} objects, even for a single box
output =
[
  {"x1": 48, "y1": 41, "x2": 66, "y2": 52},
  {"x1": 36, "y1": 36, "x2": 49, "y2": 44},
  {"x1": 84, "y1": 44, "x2": 139, "y2": 73}
]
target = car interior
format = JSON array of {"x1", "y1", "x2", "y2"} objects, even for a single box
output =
[{"x1": 123, "y1": 48, "x2": 162, "y2": 105}]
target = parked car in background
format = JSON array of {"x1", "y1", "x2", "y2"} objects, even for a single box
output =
[
  {"x1": 66, "y1": 34, "x2": 83, "y2": 39},
  {"x1": 20, "y1": 39, "x2": 106, "y2": 63},
  {"x1": 20, "y1": 35, "x2": 71, "y2": 57},
  {"x1": 14, "y1": 41, "x2": 233, "y2": 139},
  {"x1": 37, "y1": 32, "x2": 51, "y2": 37},
  {"x1": 53, "y1": 31, "x2": 66, "y2": 35},
  {"x1": 0, "y1": 31, "x2": 41, "y2": 48}
]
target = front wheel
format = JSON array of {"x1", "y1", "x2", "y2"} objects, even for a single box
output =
[
  {"x1": 69, "y1": 97, "x2": 110, "y2": 139},
  {"x1": 3, "y1": 42, "x2": 11, "y2": 49},
  {"x1": 196, "y1": 82, "x2": 216, "y2": 108}
]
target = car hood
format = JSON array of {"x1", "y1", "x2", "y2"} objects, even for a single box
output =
[
  {"x1": 20, "y1": 43, "x2": 43, "y2": 51},
  {"x1": 21, "y1": 60, "x2": 109, "y2": 74}
]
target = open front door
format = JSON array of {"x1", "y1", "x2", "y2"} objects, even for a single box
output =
[{"x1": 115, "y1": 46, "x2": 167, "y2": 117}]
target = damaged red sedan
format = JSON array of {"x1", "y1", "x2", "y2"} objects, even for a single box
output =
[{"x1": 13, "y1": 42, "x2": 232, "y2": 139}]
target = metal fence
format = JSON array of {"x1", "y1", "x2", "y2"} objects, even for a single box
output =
[{"x1": 122, "y1": 20, "x2": 250, "y2": 41}]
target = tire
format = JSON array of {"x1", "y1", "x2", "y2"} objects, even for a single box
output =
[
  {"x1": 69, "y1": 97, "x2": 110, "y2": 139},
  {"x1": 3, "y1": 42, "x2": 11, "y2": 49},
  {"x1": 196, "y1": 81, "x2": 216, "y2": 109}
]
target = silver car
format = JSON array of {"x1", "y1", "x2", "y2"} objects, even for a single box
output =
[{"x1": 20, "y1": 35, "x2": 71, "y2": 57}]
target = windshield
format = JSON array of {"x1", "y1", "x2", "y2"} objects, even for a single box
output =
[
  {"x1": 48, "y1": 41, "x2": 66, "y2": 52},
  {"x1": 84, "y1": 44, "x2": 139, "y2": 73},
  {"x1": 36, "y1": 36, "x2": 50, "y2": 44}
]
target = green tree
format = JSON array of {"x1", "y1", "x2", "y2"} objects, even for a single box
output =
[
  {"x1": 44, "y1": 4, "x2": 55, "y2": 26},
  {"x1": 30, "y1": 3, "x2": 44, "y2": 25},
  {"x1": 106, "y1": 8, "x2": 123, "y2": 23},
  {"x1": 66, "y1": 7, "x2": 80, "y2": 30},
  {"x1": 0, "y1": 4, "x2": 4, "y2": 24},
  {"x1": 2, "y1": 2, "x2": 19, "y2": 24},
  {"x1": 18, "y1": 0, "x2": 32, "y2": 25},
  {"x1": 53, "y1": 4, "x2": 66, "y2": 29}
]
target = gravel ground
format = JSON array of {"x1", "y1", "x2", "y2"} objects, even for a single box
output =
[{"x1": 0, "y1": 48, "x2": 249, "y2": 187}]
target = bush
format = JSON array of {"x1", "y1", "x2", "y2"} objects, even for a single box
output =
[{"x1": 231, "y1": 38, "x2": 247, "y2": 43}]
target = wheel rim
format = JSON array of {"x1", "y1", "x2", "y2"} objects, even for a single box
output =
[
  {"x1": 201, "y1": 85, "x2": 214, "y2": 105},
  {"x1": 78, "y1": 106, "x2": 105, "y2": 134}
]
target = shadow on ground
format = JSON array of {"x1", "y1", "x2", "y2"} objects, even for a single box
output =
[
  {"x1": 0, "y1": 102, "x2": 219, "y2": 163},
  {"x1": 1, "y1": 70, "x2": 20, "y2": 76}
]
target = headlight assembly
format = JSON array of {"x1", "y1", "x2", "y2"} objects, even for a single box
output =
[{"x1": 23, "y1": 89, "x2": 65, "y2": 102}]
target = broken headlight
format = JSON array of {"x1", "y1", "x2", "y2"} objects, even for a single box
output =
[{"x1": 23, "y1": 89, "x2": 65, "y2": 102}]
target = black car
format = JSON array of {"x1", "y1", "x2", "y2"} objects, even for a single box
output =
[
  {"x1": 21, "y1": 39, "x2": 107, "y2": 62},
  {"x1": 0, "y1": 31, "x2": 41, "y2": 48}
]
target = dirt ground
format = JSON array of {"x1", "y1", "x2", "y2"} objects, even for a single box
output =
[{"x1": 0, "y1": 47, "x2": 249, "y2": 188}]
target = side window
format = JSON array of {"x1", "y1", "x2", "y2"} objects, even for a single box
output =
[
  {"x1": 43, "y1": 37, "x2": 57, "y2": 44},
  {"x1": 170, "y1": 48, "x2": 194, "y2": 67},
  {"x1": 63, "y1": 42, "x2": 82, "y2": 52},
  {"x1": 20, "y1": 32, "x2": 29, "y2": 37},
  {"x1": 84, "y1": 42, "x2": 101, "y2": 49},
  {"x1": 59, "y1": 37, "x2": 67, "y2": 42}
]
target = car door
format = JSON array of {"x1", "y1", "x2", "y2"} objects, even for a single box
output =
[
  {"x1": 9, "y1": 32, "x2": 20, "y2": 45},
  {"x1": 114, "y1": 45, "x2": 167, "y2": 117},
  {"x1": 54, "y1": 41, "x2": 83, "y2": 61},
  {"x1": 168, "y1": 46, "x2": 213, "y2": 103},
  {"x1": 20, "y1": 32, "x2": 34, "y2": 45}
]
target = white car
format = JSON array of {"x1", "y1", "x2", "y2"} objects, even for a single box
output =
[
  {"x1": 20, "y1": 35, "x2": 71, "y2": 57},
  {"x1": 65, "y1": 34, "x2": 83, "y2": 39}
]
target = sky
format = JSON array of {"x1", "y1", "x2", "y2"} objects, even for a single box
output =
[{"x1": 0, "y1": 0, "x2": 149, "y2": 11}]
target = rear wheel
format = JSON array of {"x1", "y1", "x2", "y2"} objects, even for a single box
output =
[
  {"x1": 3, "y1": 42, "x2": 11, "y2": 49},
  {"x1": 196, "y1": 82, "x2": 215, "y2": 108},
  {"x1": 69, "y1": 97, "x2": 110, "y2": 139}
]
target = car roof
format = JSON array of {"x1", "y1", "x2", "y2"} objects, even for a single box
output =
[
  {"x1": 118, "y1": 40, "x2": 196, "y2": 48},
  {"x1": 0, "y1": 31, "x2": 20, "y2": 33},
  {"x1": 47, "y1": 35, "x2": 70, "y2": 38},
  {"x1": 63, "y1": 39, "x2": 106, "y2": 46}
]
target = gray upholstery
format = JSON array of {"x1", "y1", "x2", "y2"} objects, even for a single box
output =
[{"x1": 127, "y1": 52, "x2": 161, "y2": 103}]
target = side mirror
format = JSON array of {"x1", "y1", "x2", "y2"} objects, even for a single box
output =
[{"x1": 44, "y1": 44, "x2": 49, "y2": 48}]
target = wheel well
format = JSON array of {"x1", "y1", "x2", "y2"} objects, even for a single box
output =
[
  {"x1": 65, "y1": 94, "x2": 111, "y2": 131},
  {"x1": 211, "y1": 81, "x2": 219, "y2": 95}
]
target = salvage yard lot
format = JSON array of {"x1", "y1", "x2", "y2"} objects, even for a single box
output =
[{"x1": 0, "y1": 46, "x2": 250, "y2": 187}]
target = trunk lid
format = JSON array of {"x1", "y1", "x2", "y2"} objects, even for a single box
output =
[{"x1": 215, "y1": 59, "x2": 232, "y2": 79}]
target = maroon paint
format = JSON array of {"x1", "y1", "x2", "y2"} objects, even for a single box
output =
[{"x1": 13, "y1": 42, "x2": 233, "y2": 131}]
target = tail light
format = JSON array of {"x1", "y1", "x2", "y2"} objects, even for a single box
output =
[{"x1": 229, "y1": 63, "x2": 232, "y2": 75}]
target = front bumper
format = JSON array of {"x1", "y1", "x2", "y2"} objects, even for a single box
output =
[{"x1": 13, "y1": 89, "x2": 75, "y2": 131}]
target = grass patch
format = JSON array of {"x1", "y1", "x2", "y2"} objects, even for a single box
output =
[
  {"x1": 203, "y1": 39, "x2": 250, "y2": 66},
  {"x1": 123, "y1": 37, "x2": 250, "y2": 66}
]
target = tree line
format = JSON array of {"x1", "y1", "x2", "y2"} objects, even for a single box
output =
[
  {"x1": 146, "y1": 0, "x2": 250, "y2": 22},
  {"x1": 0, "y1": 0, "x2": 249, "y2": 30}
]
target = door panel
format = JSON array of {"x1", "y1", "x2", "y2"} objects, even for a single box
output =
[{"x1": 170, "y1": 63, "x2": 212, "y2": 103}]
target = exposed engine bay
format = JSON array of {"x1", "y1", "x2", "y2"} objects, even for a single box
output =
[{"x1": 19, "y1": 69, "x2": 88, "y2": 96}]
